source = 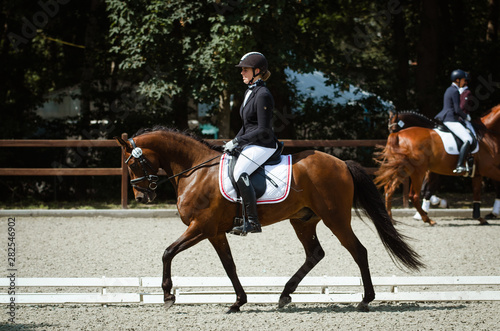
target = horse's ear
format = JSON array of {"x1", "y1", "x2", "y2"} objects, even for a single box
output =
[{"x1": 114, "y1": 136, "x2": 132, "y2": 152}]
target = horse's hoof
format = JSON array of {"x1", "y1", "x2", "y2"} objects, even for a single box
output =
[
  {"x1": 424, "y1": 218, "x2": 436, "y2": 226},
  {"x1": 278, "y1": 296, "x2": 292, "y2": 308},
  {"x1": 164, "y1": 295, "x2": 176, "y2": 310},
  {"x1": 226, "y1": 306, "x2": 241, "y2": 314},
  {"x1": 164, "y1": 300, "x2": 175, "y2": 310},
  {"x1": 478, "y1": 218, "x2": 489, "y2": 225},
  {"x1": 356, "y1": 301, "x2": 370, "y2": 312}
]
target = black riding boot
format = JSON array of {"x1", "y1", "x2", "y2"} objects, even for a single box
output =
[
  {"x1": 230, "y1": 173, "x2": 262, "y2": 235},
  {"x1": 453, "y1": 141, "x2": 470, "y2": 174}
]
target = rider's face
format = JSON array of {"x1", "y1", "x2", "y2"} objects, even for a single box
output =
[{"x1": 241, "y1": 67, "x2": 260, "y2": 84}]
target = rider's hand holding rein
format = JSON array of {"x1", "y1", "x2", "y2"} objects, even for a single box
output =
[{"x1": 224, "y1": 139, "x2": 239, "y2": 153}]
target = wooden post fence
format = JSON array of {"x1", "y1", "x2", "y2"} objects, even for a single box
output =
[{"x1": 0, "y1": 137, "x2": 404, "y2": 209}]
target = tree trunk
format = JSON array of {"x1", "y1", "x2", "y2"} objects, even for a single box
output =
[
  {"x1": 171, "y1": 95, "x2": 189, "y2": 131},
  {"x1": 415, "y1": 0, "x2": 441, "y2": 117},
  {"x1": 392, "y1": 3, "x2": 410, "y2": 109},
  {"x1": 269, "y1": 69, "x2": 296, "y2": 139},
  {"x1": 487, "y1": 0, "x2": 499, "y2": 42},
  {"x1": 217, "y1": 89, "x2": 231, "y2": 139},
  {"x1": 80, "y1": 0, "x2": 101, "y2": 129}
]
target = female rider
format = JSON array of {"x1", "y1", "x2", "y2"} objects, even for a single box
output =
[
  {"x1": 224, "y1": 52, "x2": 279, "y2": 235},
  {"x1": 434, "y1": 69, "x2": 471, "y2": 174}
]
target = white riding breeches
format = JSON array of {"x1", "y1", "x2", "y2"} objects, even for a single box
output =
[
  {"x1": 233, "y1": 144, "x2": 277, "y2": 180},
  {"x1": 443, "y1": 121, "x2": 473, "y2": 144}
]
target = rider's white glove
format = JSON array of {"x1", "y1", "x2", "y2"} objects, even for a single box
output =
[
  {"x1": 466, "y1": 114, "x2": 471, "y2": 122},
  {"x1": 224, "y1": 139, "x2": 238, "y2": 153}
]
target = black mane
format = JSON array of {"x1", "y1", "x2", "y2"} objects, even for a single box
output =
[
  {"x1": 133, "y1": 125, "x2": 223, "y2": 152},
  {"x1": 397, "y1": 110, "x2": 439, "y2": 125}
]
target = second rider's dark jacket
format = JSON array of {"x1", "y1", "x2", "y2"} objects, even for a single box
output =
[
  {"x1": 435, "y1": 84, "x2": 468, "y2": 123},
  {"x1": 235, "y1": 81, "x2": 278, "y2": 149}
]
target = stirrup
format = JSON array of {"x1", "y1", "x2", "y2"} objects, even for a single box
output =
[
  {"x1": 230, "y1": 220, "x2": 262, "y2": 236},
  {"x1": 453, "y1": 166, "x2": 467, "y2": 174}
]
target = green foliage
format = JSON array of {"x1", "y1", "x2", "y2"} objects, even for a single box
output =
[{"x1": 1, "y1": 0, "x2": 500, "y2": 203}]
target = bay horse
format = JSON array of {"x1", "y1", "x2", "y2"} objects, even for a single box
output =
[
  {"x1": 115, "y1": 126, "x2": 423, "y2": 313},
  {"x1": 375, "y1": 104, "x2": 500, "y2": 225},
  {"x1": 388, "y1": 110, "x2": 446, "y2": 215}
]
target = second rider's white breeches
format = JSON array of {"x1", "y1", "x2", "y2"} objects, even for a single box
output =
[{"x1": 443, "y1": 121, "x2": 473, "y2": 144}]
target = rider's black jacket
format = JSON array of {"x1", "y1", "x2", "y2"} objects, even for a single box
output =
[{"x1": 235, "y1": 80, "x2": 278, "y2": 149}]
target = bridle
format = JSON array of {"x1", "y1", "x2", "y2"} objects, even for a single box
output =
[
  {"x1": 125, "y1": 138, "x2": 159, "y2": 194},
  {"x1": 388, "y1": 111, "x2": 402, "y2": 132}
]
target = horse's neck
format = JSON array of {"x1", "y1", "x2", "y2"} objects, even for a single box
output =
[
  {"x1": 483, "y1": 112, "x2": 500, "y2": 132},
  {"x1": 152, "y1": 133, "x2": 215, "y2": 176},
  {"x1": 482, "y1": 105, "x2": 500, "y2": 130}
]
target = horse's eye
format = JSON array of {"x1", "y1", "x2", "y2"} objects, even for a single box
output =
[{"x1": 129, "y1": 161, "x2": 140, "y2": 171}]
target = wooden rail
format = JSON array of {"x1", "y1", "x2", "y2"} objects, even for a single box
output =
[
  {"x1": 0, "y1": 137, "x2": 399, "y2": 209},
  {"x1": 1, "y1": 276, "x2": 498, "y2": 304}
]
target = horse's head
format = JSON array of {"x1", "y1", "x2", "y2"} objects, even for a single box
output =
[{"x1": 115, "y1": 135, "x2": 160, "y2": 204}]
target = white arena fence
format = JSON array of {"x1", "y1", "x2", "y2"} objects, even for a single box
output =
[{"x1": 1, "y1": 276, "x2": 500, "y2": 305}]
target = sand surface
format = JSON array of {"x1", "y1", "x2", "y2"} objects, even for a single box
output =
[{"x1": 1, "y1": 213, "x2": 500, "y2": 330}]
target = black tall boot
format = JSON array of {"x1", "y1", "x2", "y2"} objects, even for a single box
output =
[
  {"x1": 453, "y1": 141, "x2": 470, "y2": 174},
  {"x1": 230, "y1": 173, "x2": 262, "y2": 236}
]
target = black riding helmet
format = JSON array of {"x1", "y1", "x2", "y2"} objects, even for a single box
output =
[
  {"x1": 450, "y1": 69, "x2": 466, "y2": 82},
  {"x1": 235, "y1": 52, "x2": 268, "y2": 84}
]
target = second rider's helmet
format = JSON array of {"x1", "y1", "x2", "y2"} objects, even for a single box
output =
[{"x1": 450, "y1": 69, "x2": 466, "y2": 82}]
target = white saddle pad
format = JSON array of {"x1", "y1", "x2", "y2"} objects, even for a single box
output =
[
  {"x1": 219, "y1": 153, "x2": 293, "y2": 204},
  {"x1": 433, "y1": 128, "x2": 479, "y2": 155}
]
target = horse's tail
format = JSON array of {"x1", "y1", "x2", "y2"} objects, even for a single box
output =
[
  {"x1": 345, "y1": 160, "x2": 424, "y2": 272},
  {"x1": 373, "y1": 133, "x2": 411, "y2": 192}
]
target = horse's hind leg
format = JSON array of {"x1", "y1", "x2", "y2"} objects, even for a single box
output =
[
  {"x1": 409, "y1": 172, "x2": 436, "y2": 225},
  {"x1": 323, "y1": 217, "x2": 374, "y2": 312},
  {"x1": 209, "y1": 235, "x2": 247, "y2": 313},
  {"x1": 383, "y1": 181, "x2": 398, "y2": 222},
  {"x1": 279, "y1": 218, "x2": 324, "y2": 308}
]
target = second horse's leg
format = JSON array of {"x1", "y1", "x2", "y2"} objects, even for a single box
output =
[{"x1": 410, "y1": 172, "x2": 436, "y2": 225}]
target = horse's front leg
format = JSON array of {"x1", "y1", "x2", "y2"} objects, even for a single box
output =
[
  {"x1": 162, "y1": 223, "x2": 206, "y2": 309},
  {"x1": 209, "y1": 235, "x2": 247, "y2": 313}
]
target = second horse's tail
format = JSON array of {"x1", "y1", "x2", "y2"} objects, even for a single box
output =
[{"x1": 345, "y1": 160, "x2": 424, "y2": 272}]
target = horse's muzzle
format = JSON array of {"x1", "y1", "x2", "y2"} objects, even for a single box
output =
[{"x1": 135, "y1": 190, "x2": 157, "y2": 204}]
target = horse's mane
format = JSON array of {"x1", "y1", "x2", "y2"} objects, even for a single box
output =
[
  {"x1": 133, "y1": 125, "x2": 223, "y2": 152},
  {"x1": 398, "y1": 110, "x2": 489, "y2": 142},
  {"x1": 396, "y1": 110, "x2": 439, "y2": 126}
]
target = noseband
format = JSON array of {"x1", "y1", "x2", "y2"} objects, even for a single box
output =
[{"x1": 125, "y1": 138, "x2": 159, "y2": 193}]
